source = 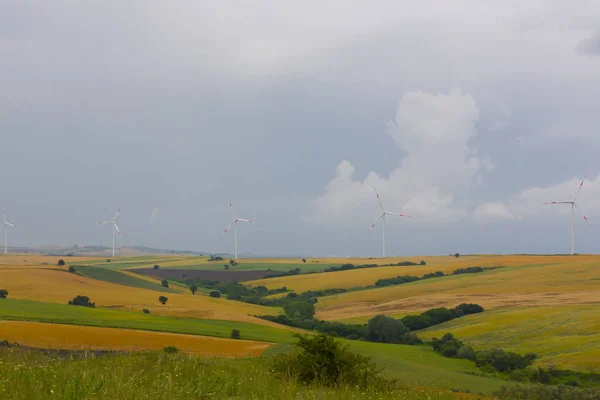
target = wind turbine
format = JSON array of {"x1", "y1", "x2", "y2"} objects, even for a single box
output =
[
  {"x1": 544, "y1": 174, "x2": 591, "y2": 255},
  {"x1": 1, "y1": 209, "x2": 16, "y2": 255},
  {"x1": 369, "y1": 188, "x2": 409, "y2": 258},
  {"x1": 222, "y1": 202, "x2": 255, "y2": 259},
  {"x1": 98, "y1": 209, "x2": 121, "y2": 258}
]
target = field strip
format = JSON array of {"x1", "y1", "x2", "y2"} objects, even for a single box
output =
[
  {"x1": 317, "y1": 291, "x2": 600, "y2": 321},
  {"x1": 0, "y1": 321, "x2": 272, "y2": 357}
]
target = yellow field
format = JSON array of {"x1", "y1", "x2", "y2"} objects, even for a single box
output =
[
  {"x1": 0, "y1": 266, "x2": 281, "y2": 324},
  {"x1": 420, "y1": 306, "x2": 600, "y2": 372},
  {"x1": 0, "y1": 254, "x2": 104, "y2": 266},
  {"x1": 0, "y1": 321, "x2": 271, "y2": 357}
]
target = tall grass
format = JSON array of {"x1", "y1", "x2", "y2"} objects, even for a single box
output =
[{"x1": 0, "y1": 349, "x2": 479, "y2": 400}]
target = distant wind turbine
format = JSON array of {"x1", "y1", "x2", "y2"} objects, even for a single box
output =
[
  {"x1": 222, "y1": 202, "x2": 255, "y2": 259},
  {"x1": 98, "y1": 209, "x2": 121, "y2": 258},
  {"x1": 1, "y1": 209, "x2": 16, "y2": 254},
  {"x1": 369, "y1": 188, "x2": 409, "y2": 258},
  {"x1": 544, "y1": 174, "x2": 591, "y2": 255}
]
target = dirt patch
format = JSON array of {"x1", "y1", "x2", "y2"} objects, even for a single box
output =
[{"x1": 131, "y1": 268, "x2": 280, "y2": 283}]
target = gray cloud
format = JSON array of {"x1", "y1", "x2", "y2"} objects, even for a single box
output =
[{"x1": 576, "y1": 30, "x2": 600, "y2": 55}]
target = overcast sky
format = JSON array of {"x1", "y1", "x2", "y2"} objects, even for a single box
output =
[{"x1": 2, "y1": 1, "x2": 600, "y2": 256}]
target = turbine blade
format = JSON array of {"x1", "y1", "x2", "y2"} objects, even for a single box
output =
[
  {"x1": 229, "y1": 202, "x2": 237, "y2": 218},
  {"x1": 574, "y1": 204, "x2": 592, "y2": 228},
  {"x1": 99, "y1": 221, "x2": 112, "y2": 224},
  {"x1": 369, "y1": 213, "x2": 385, "y2": 230},
  {"x1": 237, "y1": 218, "x2": 254, "y2": 223},
  {"x1": 543, "y1": 201, "x2": 572, "y2": 204},
  {"x1": 5, "y1": 223, "x2": 15, "y2": 228},
  {"x1": 222, "y1": 219, "x2": 236, "y2": 235},
  {"x1": 113, "y1": 208, "x2": 120, "y2": 222},
  {"x1": 573, "y1": 174, "x2": 587, "y2": 202},
  {"x1": 373, "y1": 188, "x2": 384, "y2": 212},
  {"x1": 385, "y1": 212, "x2": 410, "y2": 218},
  {"x1": 114, "y1": 223, "x2": 121, "y2": 235}
]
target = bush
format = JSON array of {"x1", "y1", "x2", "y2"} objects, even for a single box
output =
[
  {"x1": 475, "y1": 348, "x2": 536, "y2": 372},
  {"x1": 163, "y1": 346, "x2": 178, "y2": 354},
  {"x1": 209, "y1": 291, "x2": 221, "y2": 298},
  {"x1": 365, "y1": 315, "x2": 408, "y2": 344},
  {"x1": 106, "y1": 259, "x2": 111, "y2": 262},
  {"x1": 272, "y1": 333, "x2": 384, "y2": 388},
  {"x1": 142, "y1": 308, "x2": 150, "y2": 314},
  {"x1": 302, "y1": 258, "x2": 306, "y2": 263},
  {"x1": 224, "y1": 264, "x2": 230, "y2": 270},
  {"x1": 419, "y1": 260, "x2": 426, "y2": 265},
  {"x1": 0, "y1": 289, "x2": 8, "y2": 299},
  {"x1": 231, "y1": 329, "x2": 241, "y2": 339},
  {"x1": 190, "y1": 284, "x2": 198, "y2": 295},
  {"x1": 161, "y1": 279, "x2": 169, "y2": 288},
  {"x1": 57, "y1": 259, "x2": 65, "y2": 266},
  {"x1": 68, "y1": 266, "x2": 77, "y2": 273},
  {"x1": 153, "y1": 265, "x2": 160, "y2": 270},
  {"x1": 457, "y1": 345, "x2": 475, "y2": 361},
  {"x1": 158, "y1": 296, "x2": 168, "y2": 305},
  {"x1": 284, "y1": 301, "x2": 315, "y2": 320},
  {"x1": 68, "y1": 295, "x2": 95, "y2": 308}
]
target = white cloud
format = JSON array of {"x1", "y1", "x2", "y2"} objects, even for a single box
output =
[
  {"x1": 314, "y1": 88, "x2": 487, "y2": 224},
  {"x1": 473, "y1": 202, "x2": 517, "y2": 224}
]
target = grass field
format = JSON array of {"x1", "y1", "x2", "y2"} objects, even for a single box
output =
[
  {"x1": 0, "y1": 299, "x2": 295, "y2": 344},
  {"x1": 421, "y1": 305, "x2": 600, "y2": 372},
  {"x1": 77, "y1": 266, "x2": 178, "y2": 293},
  {"x1": 0, "y1": 321, "x2": 271, "y2": 357},
  {"x1": 0, "y1": 350, "x2": 485, "y2": 400}
]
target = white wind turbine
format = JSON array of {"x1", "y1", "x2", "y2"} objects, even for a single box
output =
[
  {"x1": 222, "y1": 202, "x2": 255, "y2": 259},
  {"x1": 1, "y1": 209, "x2": 17, "y2": 255},
  {"x1": 544, "y1": 174, "x2": 591, "y2": 255},
  {"x1": 98, "y1": 209, "x2": 121, "y2": 258},
  {"x1": 369, "y1": 188, "x2": 409, "y2": 258}
]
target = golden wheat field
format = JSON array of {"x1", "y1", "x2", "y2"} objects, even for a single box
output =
[
  {"x1": 0, "y1": 266, "x2": 280, "y2": 323},
  {"x1": 0, "y1": 321, "x2": 272, "y2": 357}
]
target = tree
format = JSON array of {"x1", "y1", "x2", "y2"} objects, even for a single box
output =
[
  {"x1": 57, "y1": 259, "x2": 65, "y2": 266},
  {"x1": 68, "y1": 266, "x2": 77, "y2": 273},
  {"x1": 209, "y1": 291, "x2": 221, "y2": 298},
  {"x1": 68, "y1": 295, "x2": 95, "y2": 308},
  {"x1": 229, "y1": 259, "x2": 235, "y2": 265},
  {"x1": 158, "y1": 296, "x2": 168, "y2": 305},
  {"x1": 284, "y1": 300, "x2": 315, "y2": 320},
  {"x1": 142, "y1": 308, "x2": 150, "y2": 314},
  {"x1": 419, "y1": 260, "x2": 426, "y2": 265},
  {"x1": 153, "y1": 265, "x2": 160, "y2": 270},
  {"x1": 161, "y1": 279, "x2": 169, "y2": 288},
  {"x1": 302, "y1": 258, "x2": 306, "y2": 263},
  {"x1": 454, "y1": 253, "x2": 460, "y2": 258},
  {"x1": 231, "y1": 329, "x2": 241, "y2": 339},
  {"x1": 0, "y1": 289, "x2": 8, "y2": 299},
  {"x1": 223, "y1": 264, "x2": 230, "y2": 270},
  {"x1": 366, "y1": 315, "x2": 408, "y2": 344},
  {"x1": 190, "y1": 284, "x2": 198, "y2": 295}
]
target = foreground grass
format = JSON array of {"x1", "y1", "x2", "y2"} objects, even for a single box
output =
[
  {"x1": 0, "y1": 349, "x2": 484, "y2": 400},
  {"x1": 77, "y1": 266, "x2": 178, "y2": 293},
  {"x1": 0, "y1": 299, "x2": 293, "y2": 344}
]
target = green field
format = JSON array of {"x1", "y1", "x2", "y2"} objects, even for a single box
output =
[
  {"x1": 151, "y1": 262, "x2": 336, "y2": 272},
  {"x1": 0, "y1": 299, "x2": 293, "y2": 344},
  {"x1": 0, "y1": 350, "x2": 471, "y2": 400},
  {"x1": 77, "y1": 266, "x2": 178, "y2": 293}
]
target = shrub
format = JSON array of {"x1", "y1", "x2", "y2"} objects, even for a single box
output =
[
  {"x1": 106, "y1": 259, "x2": 111, "y2": 262},
  {"x1": 158, "y1": 296, "x2": 168, "y2": 305},
  {"x1": 163, "y1": 346, "x2": 178, "y2": 354},
  {"x1": 68, "y1": 295, "x2": 95, "y2": 308},
  {"x1": 57, "y1": 259, "x2": 65, "y2": 266},
  {"x1": 365, "y1": 315, "x2": 408, "y2": 344},
  {"x1": 272, "y1": 333, "x2": 384, "y2": 388},
  {"x1": 475, "y1": 348, "x2": 536, "y2": 372},
  {"x1": 224, "y1": 264, "x2": 230, "y2": 270},
  {"x1": 302, "y1": 258, "x2": 306, "y2": 263},
  {"x1": 68, "y1": 266, "x2": 77, "y2": 273},
  {"x1": 419, "y1": 260, "x2": 426, "y2": 265},
  {"x1": 231, "y1": 329, "x2": 241, "y2": 339},
  {"x1": 0, "y1": 289, "x2": 8, "y2": 299},
  {"x1": 161, "y1": 279, "x2": 169, "y2": 288},
  {"x1": 153, "y1": 265, "x2": 160, "y2": 270},
  {"x1": 142, "y1": 308, "x2": 150, "y2": 314},
  {"x1": 457, "y1": 345, "x2": 475, "y2": 361},
  {"x1": 209, "y1": 291, "x2": 221, "y2": 298},
  {"x1": 284, "y1": 300, "x2": 315, "y2": 320}
]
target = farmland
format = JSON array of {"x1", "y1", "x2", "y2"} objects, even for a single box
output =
[{"x1": 2, "y1": 253, "x2": 600, "y2": 396}]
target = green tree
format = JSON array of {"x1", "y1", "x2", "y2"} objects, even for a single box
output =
[
  {"x1": 153, "y1": 265, "x2": 160, "y2": 270},
  {"x1": 365, "y1": 315, "x2": 408, "y2": 344},
  {"x1": 161, "y1": 279, "x2": 169, "y2": 288},
  {"x1": 209, "y1": 291, "x2": 221, "y2": 298},
  {"x1": 223, "y1": 264, "x2": 230, "y2": 270},
  {"x1": 68, "y1": 266, "x2": 77, "y2": 273},
  {"x1": 231, "y1": 329, "x2": 241, "y2": 339},
  {"x1": 284, "y1": 300, "x2": 315, "y2": 320},
  {"x1": 57, "y1": 259, "x2": 65, "y2": 266},
  {"x1": 68, "y1": 295, "x2": 95, "y2": 308},
  {"x1": 158, "y1": 296, "x2": 168, "y2": 305},
  {"x1": 302, "y1": 258, "x2": 306, "y2": 263},
  {"x1": 454, "y1": 253, "x2": 460, "y2": 258},
  {"x1": 190, "y1": 284, "x2": 198, "y2": 295},
  {"x1": 0, "y1": 289, "x2": 8, "y2": 299}
]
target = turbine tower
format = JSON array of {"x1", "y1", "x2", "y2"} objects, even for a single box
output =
[
  {"x1": 369, "y1": 189, "x2": 408, "y2": 258},
  {"x1": 98, "y1": 209, "x2": 121, "y2": 258},
  {"x1": 544, "y1": 174, "x2": 591, "y2": 255},
  {"x1": 1, "y1": 209, "x2": 16, "y2": 254},
  {"x1": 222, "y1": 202, "x2": 254, "y2": 259}
]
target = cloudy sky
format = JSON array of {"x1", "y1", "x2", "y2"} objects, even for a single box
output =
[{"x1": 1, "y1": 1, "x2": 600, "y2": 256}]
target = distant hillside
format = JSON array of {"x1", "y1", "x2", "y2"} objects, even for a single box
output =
[{"x1": 3, "y1": 245, "x2": 230, "y2": 257}]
